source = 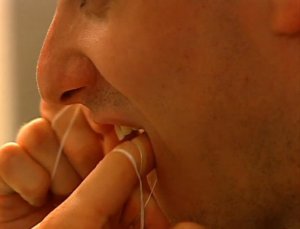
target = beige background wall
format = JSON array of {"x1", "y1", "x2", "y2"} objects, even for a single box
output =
[
  {"x1": 0, "y1": 1, "x2": 56, "y2": 144},
  {"x1": 0, "y1": 1, "x2": 15, "y2": 145}
]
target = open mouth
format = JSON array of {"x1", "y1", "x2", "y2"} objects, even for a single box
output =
[
  {"x1": 81, "y1": 106, "x2": 145, "y2": 140},
  {"x1": 81, "y1": 106, "x2": 148, "y2": 153},
  {"x1": 114, "y1": 125, "x2": 145, "y2": 141}
]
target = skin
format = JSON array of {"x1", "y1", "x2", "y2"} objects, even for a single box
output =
[
  {"x1": 0, "y1": 0, "x2": 300, "y2": 228},
  {"x1": 0, "y1": 104, "x2": 171, "y2": 228}
]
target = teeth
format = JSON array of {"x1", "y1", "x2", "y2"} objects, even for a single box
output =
[{"x1": 114, "y1": 125, "x2": 142, "y2": 141}]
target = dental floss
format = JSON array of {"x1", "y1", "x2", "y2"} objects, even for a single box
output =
[
  {"x1": 144, "y1": 178, "x2": 157, "y2": 208},
  {"x1": 112, "y1": 148, "x2": 145, "y2": 229},
  {"x1": 51, "y1": 107, "x2": 157, "y2": 228},
  {"x1": 132, "y1": 139, "x2": 144, "y2": 174},
  {"x1": 51, "y1": 105, "x2": 81, "y2": 180},
  {"x1": 51, "y1": 105, "x2": 71, "y2": 127},
  {"x1": 132, "y1": 137, "x2": 157, "y2": 208}
]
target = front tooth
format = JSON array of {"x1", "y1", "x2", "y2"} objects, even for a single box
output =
[{"x1": 114, "y1": 125, "x2": 136, "y2": 141}]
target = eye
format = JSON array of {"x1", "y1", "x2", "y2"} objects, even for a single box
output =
[{"x1": 80, "y1": 0, "x2": 87, "y2": 8}]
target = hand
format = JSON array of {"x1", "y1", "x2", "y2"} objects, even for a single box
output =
[
  {"x1": 0, "y1": 104, "x2": 105, "y2": 228},
  {"x1": 32, "y1": 129, "x2": 169, "y2": 228},
  {"x1": 0, "y1": 102, "x2": 204, "y2": 229},
  {"x1": 33, "y1": 133, "x2": 203, "y2": 229}
]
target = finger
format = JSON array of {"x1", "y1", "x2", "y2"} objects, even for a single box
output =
[
  {"x1": 145, "y1": 194, "x2": 170, "y2": 229},
  {"x1": 120, "y1": 180, "x2": 149, "y2": 227},
  {"x1": 81, "y1": 106, "x2": 120, "y2": 155},
  {"x1": 0, "y1": 177, "x2": 13, "y2": 195},
  {"x1": 0, "y1": 143, "x2": 50, "y2": 206},
  {"x1": 121, "y1": 179, "x2": 169, "y2": 229},
  {"x1": 50, "y1": 105, "x2": 104, "y2": 178},
  {"x1": 37, "y1": 134, "x2": 154, "y2": 228},
  {"x1": 0, "y1": 194, "x2": 37, "y2": 223},
  {"x1": 172, "y1": 222, "x2": 205, "y2": 229},
  {"x1": 17, "y1": 118, "x2": 81, "y2": 196},
  {"x1": 0, "y1": 194, "x2": 54, "y2": 229},
  {"x1": 39, "y1": 100, "x2": 65, "y2": 122}
]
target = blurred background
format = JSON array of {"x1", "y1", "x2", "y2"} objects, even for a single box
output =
[{"x1": 0, "y1": 0, "x2": 55, "y2": 144}]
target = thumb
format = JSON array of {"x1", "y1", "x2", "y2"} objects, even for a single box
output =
[{"x1": 172, "y1": 222, "x2": 206, "y2": 229}]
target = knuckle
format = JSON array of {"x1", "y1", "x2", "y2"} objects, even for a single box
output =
[
  {"x1": 0, "y1": 143, "x2": 22, "y2": 175},
  {"x1": 17, "y1": 118, "x2": 56, "y2": 150},
  {"x1": 22, "y1": 170, "x2": 50, "y2": 199},
  {"x1": 0, "y1": 143, "x2": 50, "y2": 203}
]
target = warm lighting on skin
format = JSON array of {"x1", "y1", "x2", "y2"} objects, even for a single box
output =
[{"x1": 0, "y1": 1, "x2": 16, "y2": 145}]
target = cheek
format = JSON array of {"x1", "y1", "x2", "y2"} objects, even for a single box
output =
[
  {"x1": 85, "y1": 1, "x2": 232, "y2": 149},
  {"x1": 89, "y1": 1, "x2": 201, "y2": 103},
  {"x1": 100, "y1": 34, "x2": 179, "y2": 97}
]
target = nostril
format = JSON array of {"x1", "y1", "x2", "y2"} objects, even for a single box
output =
[{"x1": 60, "y1": 87, "x2": 84, "y2": 103}]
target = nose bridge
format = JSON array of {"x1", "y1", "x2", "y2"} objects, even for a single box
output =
[{"x1": 37, "y1": 7, "x2": 89, "y2": 105}]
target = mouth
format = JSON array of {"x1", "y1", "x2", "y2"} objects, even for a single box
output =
[
  {"x1": 82, "y1": 106, "x2": 145, "y2": 138},
  {"x1": 80, "y1": 106, "x2": 149, "y2": 154},
  {"x1": 84, "y1": 121, "x2": 147, "y2": 156},
  {"x1": 114, "y1": 125, "x2": 145, "y2": 141}
]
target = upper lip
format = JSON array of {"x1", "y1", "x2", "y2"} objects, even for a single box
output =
[{"x1": 82, "y1": 106, "x2": 143, "y2": 134}]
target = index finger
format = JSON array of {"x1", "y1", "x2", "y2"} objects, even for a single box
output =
[{"x1": 36, "y1": 133, "x2": 154, "y2": 228}]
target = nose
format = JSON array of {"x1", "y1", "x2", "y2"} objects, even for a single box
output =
[{"x1": 37, "y1": 9, "x2": 97, "y2": 106}]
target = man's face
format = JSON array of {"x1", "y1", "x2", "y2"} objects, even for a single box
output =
[{"x1": 38, "y1": 0, "x2": 300, "y2": 228}]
